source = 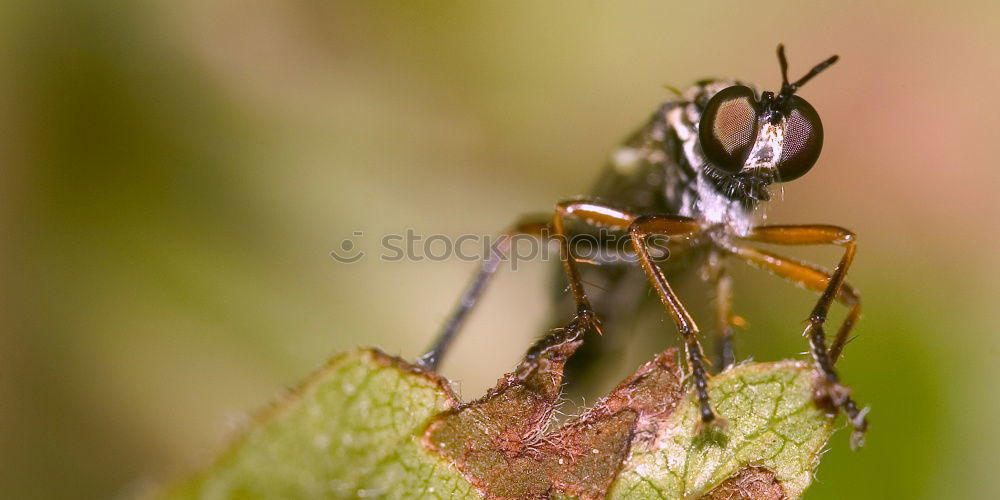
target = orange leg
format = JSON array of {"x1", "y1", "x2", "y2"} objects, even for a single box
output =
[
  {"x1": 723, "y1": 245, "x2": 861, "y2": 362},
  {"x1": 706, "y1": 250, "x2": 738, "y2": 369},
  {"x1": 550, "y1": 200, "x2": 634, "y2": 320},
  {"x1": 550, "y1": 201, "x2": 716, "y2": 423},
  {"x1": 627, "y1": 215, "x2": 716, "y2": 422},
  {"x1": 421, "y1": 199, "x2": 642, "y2": 370},
  {"x1": 725, "y1": 224, "x2": 868, "y2": 447}
]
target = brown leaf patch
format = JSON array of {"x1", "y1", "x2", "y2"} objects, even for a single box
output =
[
  {"x1": 423, "y1": 331, "x2": 685, "y2": 500},
  {"x1": 700, "y1": 466, "x2": 786, "y2": 500}
]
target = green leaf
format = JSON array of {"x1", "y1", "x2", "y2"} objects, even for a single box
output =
[
  {"x1": 160, "y1": 341, "x2": 836, "y2": 499},
  {"x1": 163, "y1": 349, "x2": 478, "y2": 499},
  {"x1": 608, "y1": 361, "x2": 834, "y2": 499}
]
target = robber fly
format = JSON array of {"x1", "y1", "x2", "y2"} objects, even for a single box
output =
[{"x1": 418, "y1": 45, "x2": 868, "y2": 447}]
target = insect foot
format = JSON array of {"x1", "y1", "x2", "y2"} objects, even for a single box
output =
[
  {"x1": 571, "y1": 307, "x2": 603, "y2": 336},
  {"x1": 811, "y1": 377, "x2": 851, "y2": 408},
  {"x1": 695, "y1": 411, "x2": 730, "y2": 437},
  {"x1": 812, "y1": 375, "x2": 870, "y2": 450},
  {"x1": 844, "y1": 398, "x2": 870, "y2": 451},
  {"x1": 524, "y1": 309, "x2": 601, "y2": 362},
  {"x1": 555, "y1": 306, "x2": 603, "y2": 343}
]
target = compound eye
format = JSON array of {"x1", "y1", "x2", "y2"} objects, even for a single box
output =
[
  {"x1": 698, "y1": 85, "x2": 759, "y2": 173},
  {"x1": 775, "y1": 95, "x2": 824, "y2": 181}
]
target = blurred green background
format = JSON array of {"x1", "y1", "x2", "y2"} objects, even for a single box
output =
[{"x1": 3, "y1": 1, "x2": 998, "y2": 498}]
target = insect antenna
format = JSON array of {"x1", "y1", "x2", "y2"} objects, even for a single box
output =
[
  {"x1": 776, "y1": 44, "x2": 839, "y2": 97},
  {"x1": 778, "y1": 44, "x2": 792, "y2": 88}
]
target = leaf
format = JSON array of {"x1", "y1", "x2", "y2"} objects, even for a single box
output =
[
  {"x1": 608, "y1": 360, "x2": 834, "y2": 499},
  {"x1": 159, "y1": 338, "x2": 836, "y2": 499},
  {"x1": 162, "y1": 349, "x2": 476, "y2": 499}
]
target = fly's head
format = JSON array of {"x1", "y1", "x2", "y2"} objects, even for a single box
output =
[{"x1": 697, "y1": 45, "x2": 838, "y2": 208}]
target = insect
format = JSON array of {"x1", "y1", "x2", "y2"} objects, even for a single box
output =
[{"x1": 418, "y1": 45, "x2": 868, "y2": 447}]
